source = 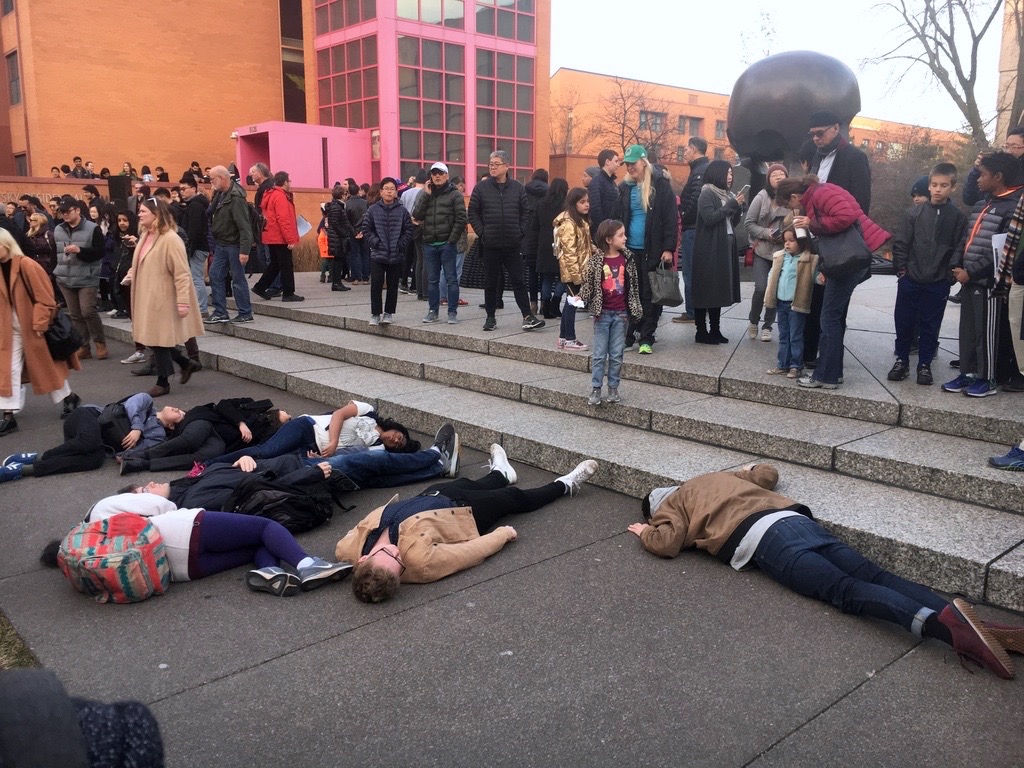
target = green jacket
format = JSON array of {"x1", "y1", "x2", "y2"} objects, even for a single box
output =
[
  {"x1": 210, "y1": 182, "x2": 253, "y2": 254},
  {"x1": 413, "y1": 181, "x2": 467, "y2": 245}
]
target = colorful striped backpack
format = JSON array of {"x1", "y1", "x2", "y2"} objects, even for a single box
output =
[{"x1": 57, "y1": 513, "x2": 171, "y2": 603}]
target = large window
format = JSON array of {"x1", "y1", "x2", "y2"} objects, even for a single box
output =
[
  {"x1": 475, "y1": 49, "x2": 533, "y2": 180},
  {"x1": 475, "y1": 0, "x2": 534, "y2": 43},
  {"x1": 715, "y1": 120, "x2": 727, "y2": 140},
  {"x1": 314, "y1": 0, "x2": 376, "y2": 34},
  {"x1": 398, "y1": 0, "x2": 465, "y2": 27},
  {"x1": 397, "y1": 36, "x2": 466, "y2": 181},
  {"x1": 678, "y1": 115, "x2": 702, "y2": 137},
  {"x1": 2, "y1": 0, "x2": 13, "y2": 16},
  {"x1": 5, "y1": 52, "x2": 19, "y2": 106},
  {"x1": 316, "y1": 36, "x2": 378, "y2": 130},
  {"x1": 640, "y1": 111, "x2": 665, "y2": 132},
  {"x1": 13, "y1": 153, "x2": 25, "y2": 176}
]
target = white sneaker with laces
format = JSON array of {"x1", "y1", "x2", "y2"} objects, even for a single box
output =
[
  {"x1": 760, "y1": 328, "x2": 772, "y2": 342},
  {"x1": 556, "y1": 459, "x2": 598, "y2": 496},
  {"x1": 120, "y1": 351, "x2": 146, "y2": 364},
  {"x1": 488, "y1": 443, "x2": 517, "y2": 485}
]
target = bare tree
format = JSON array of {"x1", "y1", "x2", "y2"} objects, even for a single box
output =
[
  {"x1": 549, "y1": 85, "x2": 602, "y2": 155},
  {"x1": 871, "y1": 0, "x2": 1003, "y2": 148},
  {"x1": 738, "y1": 11, "x2": 778, "y2": 66},
  {"x1": 597, "y1": 77, "x2": 679, "y2": 163}
]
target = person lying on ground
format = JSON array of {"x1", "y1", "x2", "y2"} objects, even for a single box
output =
[
  {"x1": 337, "y1": 444, "x2": 598, "y2": 603},
  {"x1": 118, "y1": 397, "x2": 286, "y2": 474},
  {"x1": 41, "y1": 489, "x2": 352, "y2": 596},
  {"x1": 628, "y1": 463, "x2": 1023, "y2": 680},
  {"x1": 203, "y1": 400, "x2": 418, "y2": 468},
  {"x1": 1, "y1": 392, "x2": 183, "y2": 482}
]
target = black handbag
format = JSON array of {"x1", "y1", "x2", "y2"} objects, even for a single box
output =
[
  {"x1": 813, "y1": 222, "x2": 873, "y2": 279},
  {"x1": 21, "y1": 270, "x2": 84, "y2": 361},
  {"x1": 648, "y1": 261, "x2": 684, "y2": 307}
]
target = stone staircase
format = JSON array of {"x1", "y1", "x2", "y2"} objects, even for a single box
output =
[{"x1": 101, "y1": 275, "x2": 1024, "y2": 612}]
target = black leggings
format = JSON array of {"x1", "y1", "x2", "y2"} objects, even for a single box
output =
[
  {"x1": 421, "y1": 470, "x2": 565, "y2": 533},
  {"x1": 34, "y1": 408, "x2": 107, "y2": 477},
  {"x1": 694, "y1": 307, "x2": 722, "y2": 333}
]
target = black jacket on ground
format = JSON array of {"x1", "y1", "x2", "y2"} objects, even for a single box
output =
[
  {"x1": 680, "y1": 156, "x2": 709, "y2": 230},
  {"x1": 167, "y1": 454, "x2": 320, "y2": 510},
  {"x1": 467, "y1": 176, "x2": 529, "y2": 251},
  {"x1": 412, "y1": 181, "x2": 467, "y2": 245},
  {"x1": 810, "y1": 138, "x2": 872, "y2": 214},
  {"x1": 617, "y1": 170, "x2": 679, "y2": 258}
]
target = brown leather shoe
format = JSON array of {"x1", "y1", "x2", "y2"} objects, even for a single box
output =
[
  {"x1": 95, "y1": 342, "x2": 108, "y2": 360},
  {"x1": 987, "y1": 622, "x2": 1024, "y2": 655},
  {"x1": 179, "y1": 359, "x2": 201, "y2": 385},
  {"x1": 147, "y1": 384, "x2": 170, "y2": 398},
  {"x1": 77, "y1": 345, "x2": 92, "y2": 360}
]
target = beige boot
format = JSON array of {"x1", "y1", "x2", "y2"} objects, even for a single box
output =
[
  {"x1": 77, "y1": 345, "x2": 92, "y2": 360},
  {"x1": 95, "y1": 342, "x2": 108, "y2": 360}
]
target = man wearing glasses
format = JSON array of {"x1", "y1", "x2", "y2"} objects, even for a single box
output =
[
  {"x1": 806, "y1": 111, "x2": 872, "y2": 215},
  {"x1": 337, "y1": 445, "x2": 598, "y2": 603},
  {"x1": 467, "y1": 150, "x2": 545, "y2": 331},
  {"x1": 963, "y1": 128, "x2": 1024, "y2": 207}
]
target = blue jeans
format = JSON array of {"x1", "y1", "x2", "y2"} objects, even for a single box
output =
[
  {"x1": 592, "y1": 310, "x2": 627, "y2": 389},
  {"x1": 539, "y1": 272, "x2": 560, "y2": 303},
  {"x1": 424, "y1": 242, "x2": 459, "y2": 314},
  {"x1": 680, "y1": 228, "x2": 695, "y2": 316},
  {"x1": 306, "y1": 447, "x2": 442, "y2": 489},
  {"x1": 815, "y1": 267, "x2": 866, "y2": 385},
  {"x1": 775, "y1": 301, "x2": 806, "y2": 369},
  {"x1": 210, "y1": 242, "x2": 252, "y2": 318},
  {"x1": 209, "y1": 416, "x2": 315, "y2": 466},
  {"x1": 754, "y1": 515, "x2": 946, "y2": 636},
  {"x1": 190, "y1": 250, "x2": 209, "y2": 314},
  {"x1": 439, "y1": 250, "x2": 465, "y2": 286}
]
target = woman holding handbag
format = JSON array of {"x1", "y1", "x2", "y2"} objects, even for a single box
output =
[
  {"x1": 553, "y1": 187, "x2": 592, "y2": 351},
  {"x1": 692, "y1": 160, "x2": 746, "y2": 344},
  {"x1": 743, "y1": 163, "x2": 789, "y2": 342},
  {"x1": 0, "y1": 229, "x2": 81, "y2": 436}
]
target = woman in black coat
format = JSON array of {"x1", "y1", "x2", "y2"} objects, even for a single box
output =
[
  {"x1": 692, "y1": 160, "x2": 746, "y2": 344},
  {"x1": 533, "y1": 178, "x2": 568, "y2": 318}
]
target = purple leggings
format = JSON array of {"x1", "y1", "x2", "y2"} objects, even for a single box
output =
[{"x1": 191, "y1": 512, "x2": 308, "y2": 578}]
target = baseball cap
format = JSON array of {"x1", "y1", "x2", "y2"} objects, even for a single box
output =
[
  {"x1": 622, "y1": 144, "x2": 648, "y2": 164},
  {"x1": 430, "y1": 162, "x2": 449, "y2": 174}
]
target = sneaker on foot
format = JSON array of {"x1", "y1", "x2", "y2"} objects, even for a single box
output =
[
  {"x1": 941, "y1": 373, "x2": 973, "y2": 392},
  {"x1": 204, "y1": 313, "x2": 230, "y2": 324},
  {"x1": 787, "y1": 368, "x2": 801, "y2": 379},
  {"x1": 120, "y1": 350, "x2": 147, "y2": 365},
  {"x1": 747, "y1": 323, "x2": 758, "y2": 339},
  {"x1": 488, "y1": 443, "x2": 517, "y2": 484},
  {"x1": 0, "y1": 463, "x2": 24, "y2": 483},
  {"x1": 556, "y1": 337, "x2": 566, "y2": 349},
  {"x1": 989, "y1": 445, "x2": 1024, "y2": 471},
  {"x1": 229, "y1": 314, "x2": 253, "y2": 323},
  {"x1": 281, "y1": 294, "x2": 305, "y2": 302},
  {"x1": 605, "y1": 387, "x2": 621, "y2": 403},
  {"x1": 297, "y1": 557, "x2": 353, "y2": 591},
  {"x1": 423, "y1": 310, "x2": 439, "y2": 323},
  {"x1": 887, "y1": 360, "x2": 909, "y2": 381},
  {"x1": 369, "y1": 314, "x2": 380, "y2": 326},
  {"x1": 939, "y1": 598, "x2": 1015, "y2": 680},
  {"x1": 522, "y1": 314, "x2": 545, "y2": 330},
  {"x1": 447, "y1": 313, "x2": 458, "y2": 324},
  {"x1": 432, "y1": 424, "x2": 460, "y2": 477},
  {"x1": 965, "y1": 378, "x2": 997, "y2": 398},
  {"x1": 671, "y1": 314, "x2": 694, "y2": 324},
  {"x1": 245, "y1": 566, "x2": 300, "y2": 597},
  {"x1": 556, "y1": 459, "x2": 598, "y2": 496},
  {"x1": 638, "y1": 343, "x2": 653, "y2": 354},
  {"x1": 2, "y1": 452, "x2": 35, "y2": 467},
  {"x1": 760, "y1": 328, "x2": 772, "y2": 342},
  {"x1": 381, "y1": 313, "x2": 393, "y2": 325},
  {"x1": 766, "y1": 367, "x2": 786, "y2": 375},
  {"x1": 587, "y1": 388, "x2": 602, "y2": 406},
  {"x1": 562, "y1": 339, "x2": 589, "y2": 351},
  {"x1": 483, "y1": 316, "x2": 497, "y2": 331},
  {"x1": 917, "y1": 364, "x2": 933, "y2": 385}
]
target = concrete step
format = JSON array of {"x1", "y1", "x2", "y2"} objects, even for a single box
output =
[
  {"x1": 101, "y1": 311, "x2": 1024, "y2": 515},
  {"x1": 95, "y1": 317, "x2": 1024, "y2": 613}
]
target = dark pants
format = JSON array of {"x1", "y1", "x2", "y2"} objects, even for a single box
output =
[
  {"x1": 210, "y1": 416, "x2": 315, "y2": 467},
  {"x1": 483, "y1": 247, "x2": 531, "y2": 317},
  {"x1": 192, "y1": 512, "x2": 307, "y2": 577},
  {"x1": 34, "y1": 408, "x2": 107, "y2": 477},
  {"x1": 422, "y1": 470, "x2": 565, "y2": 533},
  {"x1": 958, "y1": 283, "x2": 999, "y2": 380},
  {"x1": 329, "y1": 243, "x2": 349, "y2": 284},
  {"x1": 630, "y1": 250, "x2": 662, "y2": 345},
  {"x1": 894, "y1": 277, "x2": 948, "y2": 367},
  {"x1": 254, "y1": 243, "x2": 295, "y2": 296},
  {"x1": 804, "y1": 282, "x2": 825, "y2": 364},
  {"x1": 130, "y1": 419, "x2": 227, "y2": 472},
  {"x1": 371, "y1": 261, "x2": 402, "y2": 315},
  {"x1": 815, "y1": 267, "x2": 865, "y2": 385},
  {"x1": 152, "y1": 346, "x2": 190, "y2": 387}
]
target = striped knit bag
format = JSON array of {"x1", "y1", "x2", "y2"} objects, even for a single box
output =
[{"x1": 57, "y1": 513, "x2": 171, "y2": 604}]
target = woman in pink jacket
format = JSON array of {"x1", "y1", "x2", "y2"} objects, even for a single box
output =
[
  {"x1": 775, "y1": 176, "x2": 890, "y2": 390},
  {"x1": 253, "y1": 171, "x2": 303, "y2": 302}
]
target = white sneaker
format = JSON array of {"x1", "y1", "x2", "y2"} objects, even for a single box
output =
[
  {"x1": 120, "y1": 351, "x2": 146, "y2": 364},
  {"x1": 760, "y1": 328, "x2": 772, "y2": 342},
  {"x1": 488, "y1": 443, "x2": 517, "y2": 485},
  {"x1": 106, "y1": 308, "x2": 119, "y2": 317},
  {"x1": 747, "y1": 323, "x2": 758, "y2": 339},
  {"x1": 556, "y1": 459, "x2": 598, "y2": 496}
]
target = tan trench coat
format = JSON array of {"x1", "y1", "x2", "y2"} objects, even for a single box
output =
[
  {"x1": 129, "y1": 228, "x2": 203, "y2": 348},
  {"x1": 0, "y1": 254, "x2": 79, "y2": 398}
]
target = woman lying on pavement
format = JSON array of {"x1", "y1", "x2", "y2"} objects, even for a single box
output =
[
  {"x1": 629, "y1": 462, "x2": 1024, "y2": 680},
  {"x1": 41, "y1": 485, "x2": 352, "y2": 597},
  {"x1": 338, "y1": 444, "x2": 599, "y2": 604},
  {"x1": 202, "y1": 400, "x2": 418, "y2": 468}
]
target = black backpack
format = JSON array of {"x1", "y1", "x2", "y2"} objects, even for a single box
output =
[
  {"x1": 98, "y1": 397, "x2": 132, "y2": 451},
  {"x1": 225, "y1": 474, "x2": 338, "y2": 534},
  {"x1": 247, "y1": 202, "x2": 266, "y2": 244}
]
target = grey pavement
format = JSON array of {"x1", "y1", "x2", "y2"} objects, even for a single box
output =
[{"x1": 0, "y1": 303, "x2": 1022, "y2": 766}]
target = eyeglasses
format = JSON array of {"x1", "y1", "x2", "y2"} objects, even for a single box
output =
[
  {"x1": 488, "y1": 162, "x2": 506, "y2": 168},
  {"x1": 808, "y1": 127, "x2": 835, "y2": 139},
  {"x1": 375, "y1": 548, "x2": 406, "y2": 576}
]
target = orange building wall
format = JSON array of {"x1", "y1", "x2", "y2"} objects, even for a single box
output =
[
  {"x1": 10, "y1": 0, "x2": 286, "y2": 177},
  {"x1": 532, "y1": 0, "x2": 551, "y2": 177}
]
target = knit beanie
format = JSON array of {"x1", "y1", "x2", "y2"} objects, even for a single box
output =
[
  {"x1": 766, "y1": 163, "x2": 788, "y2": 178},
  {"x1": 585, "y1": 166, "x2": 601, "y2": 178},
  {"x1": 910, "y1": 175, "x2": 929, "y2": 198}
]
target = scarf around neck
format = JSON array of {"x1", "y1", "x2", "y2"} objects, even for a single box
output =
[
  {"x1": 701, "y1": 183, "x2": 730, "y2": 205},
  {"x1": 816, "y1": 134, "x2": 844, "y2": 157}
]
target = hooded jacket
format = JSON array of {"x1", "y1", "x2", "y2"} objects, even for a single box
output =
[
  {"x1": 952, "y1": 186, "x2": 1024, "y2": 286},
  {"x1": 210, "y1": 182, "x2": 253, "y2": 254},
  {"x1": 412, "y1": 180, "x2": 467, "y2": 245},
  {"x1": 800, "y1": 183, "x2": 890, "y2": 251},
  {"x1": 679, "y1": 156, "x2": 710, "y2": 229},
  {"x1": 260, "y1": 185, "x2": 299, "y2": 246},
  {"x1": 638, "y1": 465, "x2": 811, "y2": 565},
  {"x1": 552, "y1": 210, "x2": 592, "y2": 285},
  {"x1": 520, "y1": 178, "x2": 548, "y2": 257}
]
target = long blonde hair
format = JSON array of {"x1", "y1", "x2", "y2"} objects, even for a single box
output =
[
  {"x1": 27, "y1": 212, "x2": 48, "y2": 237},
  {"x1": 0, "y1": 228, "x2": 27, "y2": 259},
  {"x1": 635, "y1": 159, "x2": 654, "y2": 211}
]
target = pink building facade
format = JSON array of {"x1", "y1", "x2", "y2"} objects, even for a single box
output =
[
  {"x1": 311, "y1": 0, "x2": 550, "y2": 187},
  {"x1": 234, "y1": 120, "x2": 372, "y2": 188}
]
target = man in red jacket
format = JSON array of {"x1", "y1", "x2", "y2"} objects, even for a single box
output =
[
  {"x1": 253, "y1": 171, "x2": 303, "y2": 303},
  {"x1": 629, "y1": 463, "x2": 1022, "y2": 680}
]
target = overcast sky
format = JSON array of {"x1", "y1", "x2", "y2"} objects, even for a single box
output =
[{"x1": 549, "y1": 0, "x2": 1003, "y2": 135}]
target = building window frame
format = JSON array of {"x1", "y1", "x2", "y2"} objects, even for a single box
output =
[
  {"x1": 714, "y1": 120, "x2": 726, "y2": 140},
  {"x1": 1, "y1": 0, "x2": 13, "y2": 16},
  {"x1": 639, "y1": 111, "x2": 665, "y2": 132},
  {"x1": 5, "y1": 51, "x2": 20, "y2": 106}
]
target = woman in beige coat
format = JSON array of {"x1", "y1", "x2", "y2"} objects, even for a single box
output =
[
  {"x1": 124, "y1": 198, "x2": 203, "y2": 397},
  {"x1": 0, "y1": 229, "x2": 81, "y2": 436}
]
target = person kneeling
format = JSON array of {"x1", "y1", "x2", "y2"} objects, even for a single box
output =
[{"x1": 337, "y1": 445, "x2": 598, "y2": 603}]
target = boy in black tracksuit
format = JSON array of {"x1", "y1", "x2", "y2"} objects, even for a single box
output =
[{"x1": 889, "y1": 163, "x2": 967, "y2": 385}]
